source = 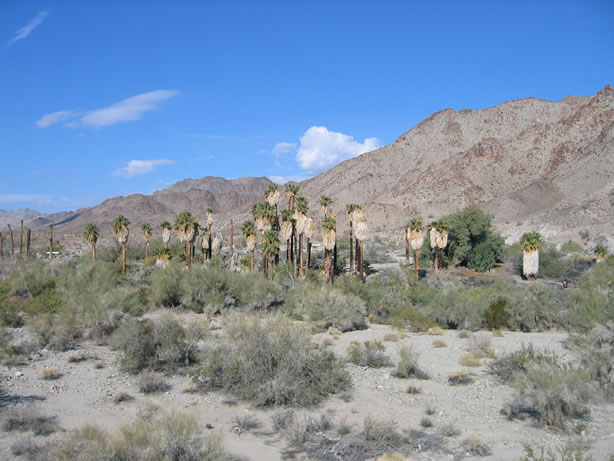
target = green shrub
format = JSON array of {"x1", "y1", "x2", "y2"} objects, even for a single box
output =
[
  {"x1": 484, "y1": 297, "x2": 508, "y2": 330},
  {"x1": 560, "y1": 241, "x2": 584, "y2": 254},
  {"x1": 347, "y1": 340, "x2": 392, "y2": 368},
  {"x1": 520, "y1": 442, "x2": 594, "y2": 461},
  {"x1": 393, "y1": 344, "x2": 430, "y2": 379},
  {"x1": 571, "y1": 322, "x2": 614, "y2": 397},
  {"x1": 488, "y1": 344, "x2": 560, "y2": 383},
  {"x1": 149, "y1": 262, "x2": 183, "y2": 308},
  {"x1": 567, "y1": 257, "x2": 614, "y2": 330},
  {"x1": 192, "y1": 315, "x2": 350, "y2": 406},
  {"x1": 284, "y1": 282, "x2": 366, "y2": 332},
  {"x1": 467, "y1": 241, "x2": 496, "y2": 273}
]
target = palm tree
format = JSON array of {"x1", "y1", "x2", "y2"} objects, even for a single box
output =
[
  {"x1": 429, "y1": 220, "x2": 449, "y2": 273},
  {"x1": 141, "y1": 223, "x2": 152, "y2": 258},
  {"x1": 241, "y1": 221, "x2": 257, "y2": 270},
  {"x1": 595, "y1": 244, "x2": 608, "y2": 262},
  {"x1": 252, "y1": 202, "x2": 276, "y2": 272},
  {"x1": 174, "y1": 211, "x2": 198, "y2": 268},
  {"x1": 262, "y1": 230, "x2": 280, "y2": 280},
  {"x1": 265, "y1": 184, "x2": 280, "y2": 263},
  {"x1": 355, "y1": 220, "x2": 368, "y2": 282},
  {"x1": 322, "y1": 216, "x2": 336, "y2": 285},
  {"x1": 154, "y1": 247, "x2": 172, "y2": 267},
  {"x1": 319, "y1": 195, "x2": 333, "y2": 218},
  {"x1": 304, "y1": 217, "x2": 315, "y2": 271},
  {"x1": 346, "y1": 204, "x2": 360, "y2": 274},
  {"x1": 280, "y1": 208, "x2": 294, "y2": 264},
  {"x1": 520, "y1": 231, "x2": 543, "y2": 280},
  {"x1": 112, "y1": 215, "x2": 130, "y2": 277},
  {"x1": 160, "y1": 220, "x2": 172, "y2": 249},
  {"x1": 82, "y1": 223, "x2": 100, "y2": 262},
  {"x1": 408, "y1": 217, "x2": 425, "y2": 281},
  {"x1": 294, "y1": 196, "x2": 309, "y2": 277},
  {"x1": 285, "y1": 184, "x2": 300, "y2": 209},
  {"x1": 206, "y1": 208, "x2": 214, "y2": 259}
]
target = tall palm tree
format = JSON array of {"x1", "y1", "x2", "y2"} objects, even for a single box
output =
[
  {"x1": 355, "y1": 219, "x2": 368, "y2": 282},
  {"x1": 520, "y1": 232, "x2": 543, "y2": 280},
  {"x1": 206, "y1": 208, "x2": 214, "y2": 259},
  {"x1": 408, "y1": 217, "x2": 425, "y2": 281},
  {"x1": 252, "y1": 202, "x2": 276, "y2": 272},
  {"x1": 429, "y1": 220, "x2": 449, "y2": 273},
  {"x1": 83, "y1": 223, "x2": 100, "y2": 262},
  {"x1": 265, "y1": 184, "x2": 280, "y2": 263},
  {"x1": 304, "y1": 217, "x2": 315, "y2": 271},
  {"x1": 285, "y1": 184, "x2": 300, "y2": 209},
  {"x1": 262, "y1": 230, "x2": 280, "y2": 280},
  {"x1": 154, "y1": 247, "x2": 172, "y2": 268},
  {"x1": 174, "y1": 211, "x2": 198, "y2": 268},
  {"x1": 322, "y1": 216, "x2": 336, "y2": 285},
  {"x1": 319, "y1": 195, "x2": 333, "y2": 218},
  {"x1": 294, "y1": 196, "x2": 309, "y2": 278},
  {"x1": 112, "y1": 215, "x2": 130, "y2": 277},
  {"x1": 346, "y1": 204, "x2": 360, "y2": 273},
  {"x1": 141, "y1": 223, "x2": 152, "y2": 258},
  {"x1": 160, "y1": 220, "x2": 172, "y2": 249},
  {"x1": 241, "y1": 220, "x2": 257, "y2": 271},
  {"x1": 280, "y1": 208, "x2": 294, "y2": 264},
  {"x1": 595, "y1": 244, "x2": 608, "y2": 262}
]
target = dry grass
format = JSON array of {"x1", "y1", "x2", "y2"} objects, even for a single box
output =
[
  {"x1": 328, "y1": 327, "x2": 342, "y2": 336},
  {"x1": 376, "y1": 452, "x2": 407, "y2": 461},
  {"x1": 40, "y1": 367, "x2": 62, "y2": 380},
  {"x1": 462, "y1": 434, "x2": 492, "y2": 456},
  {"x1": 3, "y1": 405, "x2": 59, "y2": 436},
  {"x1": 406, "y1": 385, "x2": 422, "y2": 394},
  {"x1": 67, "y1": 351, "x2": 87, "y2": 363},
  {"x1": 137, "y1": 371, "x2": 170, "y2": 394},
  {"x1": 233, "y1": 414, "x2": 262, "y2": 432},
  {"x1": 420, "y1": 417, "x2": 433, "y2": 428},
  {"x1": 492, "y1": 329, "x2": 504, "y2": 337},
  {"x1": 383, "y1": 333, "x2": 400, "y2": 342},
  {"x1": 448, "y1": 370, "x2": 475, "y2": 385},
  {"x1": 457, "y1": 330, "x2": 472, "y2": 339},
  {"x1": 459, "y1": 353, "x2": 482, "y2": 367},
  {"x1": 112, "y1": 392, "x2": 133, "y2": 404},
  {"x1": 432, "y1": 339, "x2": 447, "y2": 348},
  {"x1": 427, "y1": 327, "x2": 444, "y2": 336}
]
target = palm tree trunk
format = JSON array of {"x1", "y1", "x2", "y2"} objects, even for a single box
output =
[
  {"x1": 359, "y1": 241, "x2": 364, "y2": 282},
  {"x1": 299, "y1": 234, "x2": 304, "y2": 278},
  {"x1": 0, "y1": 231, "x2": 3, "y2": 258},
  {"x1": 263, "y1": 253, "x2": 268, "y2": 274},
  {"x1": 306, "y1": 238, "x2": 311, "y2": 270},
  {"x1": 434, "y1": 249, "x2": 439, "y2": 273},
  {"x1": 290, "y1": 231, "x2": 294, "y2": 268},
  {"x1": 414, "y1": 249, "x2": 419, "y2": 281},
  {"x1": 122, "y1": 242, "x2": 126, "y2": 277},
  {"x1": 405, "y1": 235, "x2": 409, "y2": 266},
  {"x1": 325, "y1": 249, "x2": 332, "y2": 285},
  {"x1": 349, "y1": 222, "x2": 353, "y2": 273},
  {"x1": 286, "y1": 239, "x2": 291, "y2": 264},
  {"x1": 250, "y1": 249, "x2": 255, "y2": 270},
  {"x1": 187, "y1": 242, "x2": 192, "y2": 268},
  {"x1": 230, "y1": 219, "x2": 234, "y2": 256},
  {"x1": 19, "y1": 219, "x2": 23, "y2": 258},
  {"x1": 49, "y1": 224, "x2": 53, "y2": 260},
  {"x1": 26, "y1": 229, "x2": 31, "y2": 258},
  {"x1": 208, "y1": 227, "x2": 212, "y2": 259},
  {"x1": 8, "y1": 224, "x2": 14, "y2": 258},
  {"x1": 333, "y1": 243, "x2": 337, "y2": 276},
  {"x1": 146, "y1": 242, "x2": 150, "y2": 258},
  {"x1": 269, "y1": 259, "x2": 274, "y2": 280},
  {"x1": 93, "y1": 245, "x2": 96, "y2": 262},
  {"x1": 355, "y1": 238, "x2": 359, "y2": 274}
]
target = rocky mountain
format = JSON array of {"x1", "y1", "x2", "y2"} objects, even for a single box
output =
[
  {"x1": 0, "y1": 208, "x2": 43, "y2": 227},
  {"x1": 300, "y1": 85, "x2": 614, "y2": 244},
  {"x1": 9, "y1": 86, "x2": 613, "y2": 248}
]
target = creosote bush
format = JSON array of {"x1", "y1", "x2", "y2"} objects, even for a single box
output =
[
  {"x1": 3, "y1": 405, "x2": 59, "y2": 436},
  {"x1": 192, "y1": 315, "x2": 350, "y2": 407},
  {"x1": 394, "y1": 345, "x2": 430, "y2": 379},
  {"x1": 347, "y1": 340, "x2": 392, "y2": 368}
]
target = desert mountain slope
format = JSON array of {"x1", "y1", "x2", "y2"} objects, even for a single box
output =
[{"x1": 300, "y1": 85, "x2": 614, "y2": 243}]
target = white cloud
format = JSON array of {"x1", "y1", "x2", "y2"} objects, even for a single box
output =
[
  {"x1": 113, "y1": 159, "x2": 175, "y2": 178},
  {"x1": 35, "y1": 110, "x2": 75, "y2": 128},
  {"x1": 7, "y1": 11, "x2": 48, "y2": 46},
  {"x1": 82, "y1": 90, "x2": 178, "y2": 128},
  {"x1": 296, "y1": 126, "x2": 380, "y2": 171},
  {"x1": 36, "y1": 90, "x2": 178, "y2": 129},
  {"x1": 272, "y1": 142, "x2": 297, "y2": 157},
  {"x1": 268, "y1": 173, "x2": 314, "y2": 184}
]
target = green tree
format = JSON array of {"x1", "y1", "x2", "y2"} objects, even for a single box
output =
[
  {"x1": 141, "y1": 223, "x2": 152, "y2": 258},
  {"x1": 112, "y1": 215, "x2": 130, "y2": 277},
  {"x1": 262, "y1": 230, "x2": 280, "y2": 280},
  {"x1": 82, "y1": 223, "x2": 100, "y2": 262},
  {"x1": 160, "y1": 220, "x2": 172, "y2": 248},
  {"x1": 319, "y1": 195, "x2": 333, "y2": 218}
]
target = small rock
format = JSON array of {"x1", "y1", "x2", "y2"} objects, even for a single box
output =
[{"x1": 15, "y1": 371, "x2": 23, "y2": 377}]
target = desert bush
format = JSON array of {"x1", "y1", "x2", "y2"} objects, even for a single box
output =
[
  {"x1": 459, "y1": 353, "x2": 482, "y2": 367},
  {"x1": 406, "y1": 384, "x2": 421, "y2": 394},
  {"x1": 148, "y1": 262, "x2": 183, "y2": 308},
  {"x1": 561, "y1": 241, "x2": 584, "y2": 254},
  {"x1": 448, "y1": 370, "x2": 474, "y2": 385},
  {"x1": 67, "y1": 351, "x2": 87, "y2": 363},
  {"x1": 137, "y1": 371, "x2": 170, "y2": 393},
  {"x1": 393, "y1": 345, "x2": 429, "y2": 379},
  {"x1": 468, "y1": 334, "x2": 496, "y2": 358},
  {"x1": 284, "y1": 282, "x2": 366, "y2": 332},
  {"x1": 111, "y1": 315, "x2": 194, "y2": 373},
  {"x1": 484, "y1": 297, "x2": 508, "y2": 330},
  {"x1": 505, "y1": 361, "x2": 595, "y2": 430},
  {"x1": 383, "y1": 333, "x2": 400, "y2": 342},
  {"x1": 347, "y1": 340, "x2": 392, "y2": 368},
  {"x1": 488, "y1": 344, "x2": 559, "y2": 383},
  {"x1": 427, "y1": 326, "x2": 444, "y2": 336},
  {"x1": 420, "y1": 417, "x2": 433, "y2": 428},
  {"x1": 457, "y1": 330, "x2": 471, "y2": 339},
  {"x1": 53, "y1": 410, "x2": 229, "y2": 461},
  {"x1": 438, "y1": 423, "x2": 461, "y2": 437},
  {"x1": 10, "y1": 435, "x2": 50, "y2": 459},
  {"x1": 112, "y1": 392, "x2": 133, "y2": 404},
  {"x1": 40, "y1": 367, "x2": 62, "y2": 380},
  {"x1": 461, "y1": 434, "x2": 492, "y2": 456},
  {"x1": 570, "y1": 322, "x2": 614, "y2": 396},
  {"x1": 3, "y1": 405, "x2": 59, "y2": 435},
  {"x1": 520, "y1": 442, "x2": 594, "y2": 461},
  {"x1": 492, "y1": 329, "x2": 504, "y2": 337},
  {"x1": 192, "y1": 315, "x2": 350, "y2": 406},
  {"x1": 432, "y1": 339, "x2": 447, "y2": 348},
  {"x1": 233, "y1": 414, "x2": 262, "y2": 432}
]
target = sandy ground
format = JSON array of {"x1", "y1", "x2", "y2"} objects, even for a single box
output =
[{"x1": 2, "y1": 323, "x2": 614, "y2": 460}]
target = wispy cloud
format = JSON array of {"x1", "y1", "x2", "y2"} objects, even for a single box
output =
[
  {"x1": 297, "y1": 126, "x2": 380, "y2": 171},
  {"x1": 272, "y1": 142, "x2": 297, "y2": 157},
  {"x1": 113, "y1": 159, "x2": 175, "y2": 178},
  {"x1": 268, "y1": 173, "x2": 314, "y2": 184},
  {"x1": 35, "y1": 110, "x2": 75, "y2": 128},
  {"x1": 0, "y1": 194, "x2": 89, "y2": 210},
  {"x1": 36, "y1": 90, "x2": 179, "y2": 129},
  {"x1": 6, "y1": 11, "x2": 48, "y2": 46}
]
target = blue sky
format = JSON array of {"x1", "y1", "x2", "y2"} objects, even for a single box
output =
[{"x1": 1, "y1": 1, "x2": 613, "y2": 213}]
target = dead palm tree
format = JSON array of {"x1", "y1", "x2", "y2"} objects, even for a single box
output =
[
  {"x1": 112, "y1": 215, "x2": 130, "y2": 277},
  {"x1": 294, "y1": 196, "x2": 309, "y2": 278},
  {"x1": 595, "y1": 244, "x2": 608, "y2": 262},
  {"x1": 83, "y1": 223, "x2": 100, "y2": 262},
  {"x1": 141, "y1": 223, "x2": 152, "y2": 258},
  {"x1": 408, "y1": 217, "x2": 425, "y2": 281},
  {"x1": 280, "y1": 208, "x2": 294, "y2": 264},
  {"x1": 322, "y1": 216, "x2": 336, "y2": 285},
  {"x1": 160, "y1": 220, "x2": 172, "y2": 248},
  {"x1": 174, "y1": 211, "x2": 198, "y2": 268},
  {"x1": 7, "y1": 224, "x2": 14, "y2": 258},
  {"x1": 206, "y1": 208, "x2": 214, "y2": 259},
  {"x1": 304, "y1": 217, "x2": 315, "y2": 271},
  {"x1": 241, "y1": 220, "x2": 257, "y2": 271},
  {"x1": 520, "y1": 232, "x2": 543, "y2": 280},
  {"x1": 262, "y1": 230, "x2": 280, "y2": 280},
  {"x1": 355, "y1": 220, "x2": 368, "y2": 282},
  {"x1": 429, "y1": 220, "x2": 449, "y2": 273},
  {"x1": 319, "y1": 195, "x2": 333, "y2": 218}
]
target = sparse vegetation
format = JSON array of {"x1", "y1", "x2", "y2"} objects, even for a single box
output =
[
  {"x1": 137, "y1": 371, "x2": 170, "y2": 393},
  {"x1": 448, "y1": 370, "x2": 474, "y2": 385},
  {"x1": 40, "y1": 367, "x2": 62, "y2": 380},
  {"x1": 347, "y1": 339, "x2": 392, "y2": 368},
  {"x1": 3, "y1": 405, "x2": 59, "y2": 435},
  {"x1": 393, "y1": 344, "x2": 430, "y2": 379}
]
